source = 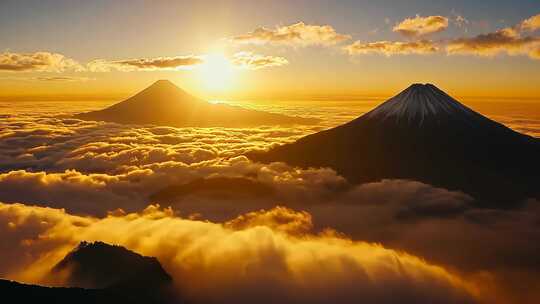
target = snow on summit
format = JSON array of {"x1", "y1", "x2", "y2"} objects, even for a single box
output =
[{"x1": 367, "y1": 83, "x2": 477, "y2": 125}]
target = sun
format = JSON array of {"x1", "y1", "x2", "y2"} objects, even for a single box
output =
[{"x1": 197, "y1": 53, "x2": 235, "y2": 91}]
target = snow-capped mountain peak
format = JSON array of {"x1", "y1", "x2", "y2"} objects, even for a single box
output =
[{"x1": 367, "y1": 83, "x2": 476, "y2": 125}]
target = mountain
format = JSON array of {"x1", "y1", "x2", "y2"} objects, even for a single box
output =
[
  {"x1": 52, "y1": 241, "x2": 172, "y2": 290},
  {"x1": 74, "y1": 80, "x2": 318, "y2": 127},
  {"x1": 1, "y1": 241, "x2": 177, "y2": 303},
  {"x1": 0, "y1": 279, "x2": 166, "y2": 304},
  {"x1": 248, "y1": 83, "x2": 540, "y2": 206}
]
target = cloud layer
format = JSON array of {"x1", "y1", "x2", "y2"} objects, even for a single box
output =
[
  {"x1": 345, "y1": 13, "x2": 540, "y2": 60},
  {"x1": 231, "y1": 22, "x2": 351, "y2": 46},
  {"x1": 0, "y1": 52, "x2": 83, "y2": 72},
  {"x1": 87, "y1": 55, "x2": 204, "y2": 72},
  {"x1": 0, "y1": 202, "x2": 477, "y2": 304},
  {"x1": 231, "y1": 52, "x2": 289, "y2": 70},
  {"x1": 344, "y1": 40, "x2": 438, "y2": 56},
  {"x1": 2, "y1": 13, "x2": 540, "y2": 81},
  {"x1": 1, "y1": 52, "x2": 286, "y2": 75},
  {"x1": 3, "y1": 13, "x2": 540, "y2": 79},
  {"x1": 447, "y1": 27, "x2": 540, "y2": 59}
]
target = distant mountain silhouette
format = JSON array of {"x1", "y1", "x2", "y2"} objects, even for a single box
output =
[
  {"x1": 52, "y1": 241, "x2": 171, "y2": 290},
  {"x1": 249, "y1": 83, "x2": 540, "y2": 206},
  {"x1": 150, "y1": 176, "x2": 275, "y2": 202},
  {"x1": 74, "y1": 80, "x2": 318, "y2": 127}
]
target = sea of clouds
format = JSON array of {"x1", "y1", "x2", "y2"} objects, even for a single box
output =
[{"x1": 0, "y1": 99, "x2": 539, "y2": 303}]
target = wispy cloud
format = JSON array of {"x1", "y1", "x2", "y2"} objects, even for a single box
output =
[
  {"x1": 231, "y1": 22, "x2": 351, "y2": 46},
  {"x1": 231, "y1": 52, "x2": 288, "y2": 70},
  {"x1": 453, "y1": 15, "x2": 470, "y2": 31},
  {"x1": 393, "y1": 15, "x2": 449, "y2": 37},
  {"x1": 33, "y1": 76, "x2": 93, "y2": 82},
  {"x1": 446, "y1": 15, "x2": 540, "y2": 60},
  {"x1": 0, "y1": 51, "x2": 83, "y2": 72},
  {"x1": 344, "y1": 40, "x2": 439, "y2": 56},
  {"x1": 87, "y1": 55, "x2": 204, "y2": 72}
]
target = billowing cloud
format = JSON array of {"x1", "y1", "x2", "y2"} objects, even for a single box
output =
[
  {"x1": 518, "y1": 13, "x2": 540, "y2": 32},
  {"x1": 0, "y1": 51, "x2": 83, "y2": 72},
  {"x1": 224, "y1": 206, "x2": 313, "y2": 235},
  {"x1": 447, "y1": 13, "x2": 540, "y2": 60},
  {"x1": 0, "y1": 169, "x2": 148, "y2": 216},
  {"x1": 231, "y1": 22, "x2": 351, "y2": 46},
  {"x1": 87, "y1": 55, "x2": 204, "y2": 72},
  {"x1": 446, "y1": 27, "x2": 540, "y2": 59},
  {"x1": 231, "y1": 52, "x2": 289, "y2": 70},
  {"x1": 0, "y1": 202, "x2": 477, "y2": 304},
  {"x1": 344, "y1": 40, "x2": 439, "y2": 56},
  {"x1": 393, "y1": 15, "x2": 449, "y2": 37}
]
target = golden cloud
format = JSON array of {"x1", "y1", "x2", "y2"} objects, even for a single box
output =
[
  {"x1": 87, "y1": 55, "x2": 204, "y2": 72},
  {"x1": 231, "y1": 22, "x2": 351, "y2": 46},
  {"x1": 0, "y1": 51, "x2": 83, "y2": 72},
  {"x1": 224, "y1": 206, "x2": 313, "y2": 235},
  {"x1": 393, "y1": 15, "x2": 449, "y2": 37},
  {"x1": 519, "y1": 13, "x2": 540, "y2": 32},
  {"x1": 341, "y1": 13, "x2": 540, "y2": 61},
  {"x1": 231, "y1": 52, "x2": 289, "y2": 70},
  {"x1": 446, "y1": 27, "x2": 540, "y2": 59},
  {"x1": 344, "y1": 40, "x2": 439, "y2": 56},
  {"x1": 0, "y1": 202, "x2": 477, "y2": 304}
]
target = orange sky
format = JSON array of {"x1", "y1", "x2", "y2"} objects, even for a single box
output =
[{"x1": 1, "y1": 1, "x2": 540, "y2": 101}]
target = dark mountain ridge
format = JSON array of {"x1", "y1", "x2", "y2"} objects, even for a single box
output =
[
  {"x1": 1, "y1": 241, "x2": 177, "y2": 303},
  {"x1": 249, "y1": 83, "x2": 540, "y2": 207},
  {"x1": 52, "y1": 241, "x2": 171, "y2": 290},
  {"x1": 0, "y1": 279, "x2": 165, "y2": 304}
]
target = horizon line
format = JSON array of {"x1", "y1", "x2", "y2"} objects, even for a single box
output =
[{"x1": 1, "y1": 93, "x2": 540, "y2": 103}]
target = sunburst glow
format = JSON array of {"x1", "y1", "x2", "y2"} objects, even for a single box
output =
[{"x1": 197, "y1": 53, "x2": 236, "y2": 91}]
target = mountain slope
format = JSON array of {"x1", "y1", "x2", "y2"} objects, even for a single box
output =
[
  {"x1": 74, "y1": 80, "x2": 318, "y2": 127},
  {"x1": 249, "y1": 84, "x2": 540, "y2": 206}
]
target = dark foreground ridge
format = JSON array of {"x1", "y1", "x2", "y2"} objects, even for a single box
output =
[
  {"x1": 0, "y1": 279, "x2": 165, "y2": 304},
  {"x1": 74, "y1": 80, "x2": 318, "y2": 127},
  {"x1": 249, "y1": 83, "x2": 540, "y2": 207},
  {"x1": 2, "y1": 241, "x2": 177, "y2": 303}
]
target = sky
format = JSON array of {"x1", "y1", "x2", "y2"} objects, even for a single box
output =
[{"x1": 1, "y1": 0, "x2": 540, "y2": 100}]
